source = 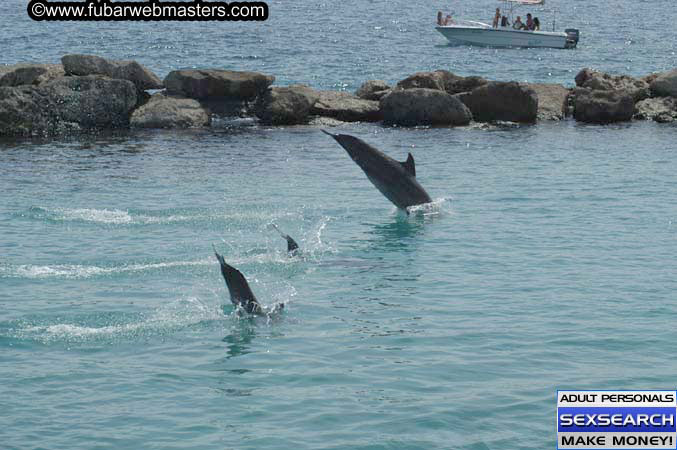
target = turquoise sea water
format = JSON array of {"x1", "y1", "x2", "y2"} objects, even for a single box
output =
[{"x1": 2, "y1": 1, "x2": 677, "y2": 449}]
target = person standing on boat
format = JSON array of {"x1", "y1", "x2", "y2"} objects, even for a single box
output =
[
  {"x1": 492, "y1": 8, "x2": 501, "y2": 28},
  {"x1": 533, "y1": 17, "x2": 540, "y2": 30},
  {"x1": 526, "y1": 13, "x2": 535, "y2": 31},
  {"x1": 501, "y1": 15, "x2": 510, "y2": 27}
]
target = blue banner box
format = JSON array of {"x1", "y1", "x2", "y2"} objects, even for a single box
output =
[
  {"x1": 558, "y1": 407, "x2": 677, "y2": 433},
  {"x1": 557, "y1": 391, "x2": 677, "y2": 449}
]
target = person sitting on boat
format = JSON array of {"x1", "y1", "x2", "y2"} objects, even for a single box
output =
[
  {"x1": 526, "y1": 13, "x2": 535, "y2": 31},
  {"x1": 492, "y1": 8, "x2": 501, "y2": 28},
  {"x1": 501, "y1": 15, "x2": 510, "y2": 27},
  {"x1": 444, "y1": 14, "x2": 453, "y2": 25},
  {"x1": 533, "y1": 17, "x2": 540, "y2": 31},
  {"x1": 513, "y1": 16, "x2": 526, "y2": 30}
]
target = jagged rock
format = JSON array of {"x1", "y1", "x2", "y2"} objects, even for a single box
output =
[
  {"x1": 254, "y1": 84, "x2": 320, "y2": 125},
  {"x1": 571, "y1": 87, "x2": 634, "y2": 124},
  {"x1": 310, "y1": 91, "x2": 381, "y2": 122},
  {"x1": 199, "y1": 98, "x2": 249, "y2": 118},
  {"x1": 444, "y1": 75, "x2": 488, "y2": 95},
  {"x1": 369, "y1": 89, "x2": 392, "y2": 101},
  {"x1": 633, "y1": 97, "x2": 677, "y2": 122},
  {"x1": 574, "y1": 68, "x2": 650, "y2": 102},
  {"x1": 397, "y1": 70, "x2": 456, "y2": 91},
  {"x1": 62, "y1": 54, "x2": 163, "y2": 92},
  {"x1": 309, "y1": 116, "x2": 346, "y2": 127},
  {"x1": 130, "y1": 92, "x2": 210, "y2": 128},
  {"x1": 380, "y1": 88, "x2": 471, "y2": 126},
  {"x1": 655, "y1": 113, "x2": 676, "y2": 123},
  {"x1": 355, "y1": 80, "x2": 391, "y2": 100},
  {"x1": 0, "y1": 75, "x2": 137, "y2": 136},
  {"x1": 642, "y1": 73, "x2": 661, "y2": 85},
  {"x1": 0, "y1": 63, "x2": 65, "y2": 87},
  {"x1": 527, "y1": 83, "x2": 570, "y2": 120},
  {"x1": 397, "y1": 70, "x2": 488, "y2": 95},
  {"x1": 164, "y1": 69, "x2": 274, "y2": 100},
  {"x1": 458, "y1": 81, "x2": 538, "y2": 123},
  {"x1": 649, "y1": 69, "x2": 677, "y2": 98}
]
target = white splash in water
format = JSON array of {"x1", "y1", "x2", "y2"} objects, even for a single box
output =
[
  {"x1": 406, "y1": 197, "x2": 452, "y2": 215},
  {"x1": 20, "y1": 297, "x2": 222, "y2": 343},
  {"x1": 56, "y1": 208, "x2": 135, "y2": 224},
  {"x1": 26, "y1": 206, "x2": 294, "y2": 226},
  {"x1": 1, "y1": 259, "x2": 213, "y2": 280}
]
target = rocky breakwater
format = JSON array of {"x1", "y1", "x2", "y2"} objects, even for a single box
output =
[
  {"x1": 0, "y1": 71, "x2": 137, "y2": 136},
  {"x1": 0, "y1": 54, "x2": 280, "y2": 135},
  {"x1": 1, "y1": 54, "x2": 676, "y2": 137},
  {"x1": 254, "y1": 83, "x2": 382, "y2": 125},
  {"x1": 376, "y1": 70, "x2": 543, "y2": 126},
  {"x1": 570, "y1": 68, "x2": 677, "y2": 123},
  {"x1": 133, "y1": 68, "x2": 275, "y2": 129},
  {"x1": 0, "y1": 54, "x2": 170, "y2": 136}
]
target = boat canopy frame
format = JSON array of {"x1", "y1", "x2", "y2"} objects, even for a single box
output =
[{"x1": 497, "y1": 0, "x2": 559, "y2": 32}]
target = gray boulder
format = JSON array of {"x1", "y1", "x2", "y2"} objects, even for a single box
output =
[
  {"x1": 0, "y1": 63, "x2": 65, "y2": 87},
  {"x1": 527, "y1": 83, "x2": 570, "y2": 120},
  {"x1": 443, "y1": 75, "x2": 488, "y2": 95},
  {"x1": 355, "y1": 80, "x2": 391, "y2": 100},
  {"x1": 459, "y1": 81, "x2": 538, "y2": 123},
  {"x1": 62, "y1": 54, "x2": 163, "y2": 92},
  {"x1": 0, "y1": 75, "x2": 137, "y2": 136},
  {"x1": 254, "y1": 85, "x2": 320, "y2": 125},
  {"x1": 397, "y1": 70, "x2": 456, "y2": 91},
  {"x1": 164, "y1": 69, "x2": 274, "y2": 100},
  {"x1": 199, "y1": 98, "x2": 249, "y2": 118},
  {"x1": 634, "y1": 97, "x2": 677, "y2": 123},
  {"x1": 366, "y1": 89, "x2": 391, "y2": 101},
  {"x1": 397, "y1": 70, "x2": 488, "y2": 95},
  {"x1": 649, "y1": 69, "x2": 677, "y2": 98},
  {"x1": 380, "y1": 88, "x2": 471, "y2": 126},
  {"x1": 131, "y1": 93, "x2": 210, "y2": 128},
  {"x1": 310, "y1": 91, "x2": 381, "y2": 122},
  {"x1": 571, "y1": 87, "x2": 634, "y2": 124},
  {"x1": 575, "y1": 68, "x2": 650, "y2": 102}
]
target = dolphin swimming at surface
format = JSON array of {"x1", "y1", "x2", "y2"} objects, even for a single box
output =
[
  {"x1": 322, "y1": 130, "x2": 433, "y2": 211},
  {"x1": 270, "y1": 224, "x2": 300, "y2": 256},
  {"x1": 213, "y1": 246, "x2": 281, "y2": 315}
]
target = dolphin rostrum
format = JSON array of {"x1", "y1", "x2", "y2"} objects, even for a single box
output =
[
  {"x1": 322, "y1": 130, "x2": 432, "y2": 211},
  {"x1": 213, "y1": 246, "x2": 270, "y2": 315},
  {"x1": 271, "y1": 224, "x2": 300, "y2": 256}
]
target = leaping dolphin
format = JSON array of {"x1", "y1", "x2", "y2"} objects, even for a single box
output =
[
  {"x1": 213, "y1": 246, "x2": 279, "y2": 315},
  {"x1": 270, "y1": 224, "x2": 300, "y2": 256},
  {"x1": 322, "y1": 130, "x2": 432, "y2": 211}
]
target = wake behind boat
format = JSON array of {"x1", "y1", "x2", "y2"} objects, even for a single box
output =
[{"x1": 436, "y1": 0, "x2": 579, "y2": 49}]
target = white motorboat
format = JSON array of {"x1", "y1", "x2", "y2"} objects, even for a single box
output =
[{"x1": 435, "y1": 0, "x2": 579, "y2": 49}]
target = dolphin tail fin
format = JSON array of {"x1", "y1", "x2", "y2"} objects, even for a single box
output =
[
  {"x1": 321, "y1": 129, "x2": 338, "y2": 138},
  {"x1": 286, "y1": 238, "x2": 300, "y2": 255},
  {"x1": 271, "y1": 224, "x2": 300, "y2": 255}
]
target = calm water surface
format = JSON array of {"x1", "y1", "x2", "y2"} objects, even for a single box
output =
[{"x1": 1, "y1": 0, "x2": 677, "y2": 448}]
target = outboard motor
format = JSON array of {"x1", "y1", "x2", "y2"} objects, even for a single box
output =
[{"x1": 565, "y1": 28, "x2": 580, "y2": 48}]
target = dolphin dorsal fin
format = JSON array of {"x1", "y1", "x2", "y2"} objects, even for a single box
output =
[{"x1": 401, "y1": 153, "x2": 416, "y2": 177}]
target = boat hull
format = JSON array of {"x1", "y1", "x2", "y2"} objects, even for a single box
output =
[{"x1": 436, "y1": 26, "x2": 575, "y2": 49}]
